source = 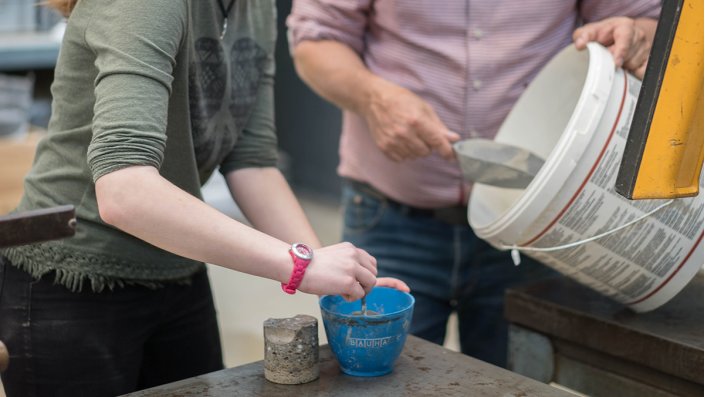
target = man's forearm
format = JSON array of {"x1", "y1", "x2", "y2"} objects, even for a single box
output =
[
  {"x1": 293, "y1": 39, "x2": 460, "y2": 161},
  {"x1": 293, "y1": 40, "x2": 378, "y2": 116}
]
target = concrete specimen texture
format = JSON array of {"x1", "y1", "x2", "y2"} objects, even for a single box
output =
[{"x1": 263, "y1": 314, "x2": 319, "y2": 384}]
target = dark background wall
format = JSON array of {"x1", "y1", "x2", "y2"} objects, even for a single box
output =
[{"x1": 274, "y1": 0, "x2": 343, "y2": 200}]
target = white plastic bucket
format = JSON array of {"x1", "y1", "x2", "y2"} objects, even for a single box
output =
[{"x1": 468, "y1": 43, "x2": 703, "y2": 312}]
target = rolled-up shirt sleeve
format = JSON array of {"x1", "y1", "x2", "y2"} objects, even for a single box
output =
[
  {"x1": 580, "y1": 0, "x2": 661, "y2": 23},
  {"x1": 286, "y1": 0, "x2": 372, "y2": 55},
  {"x1": 85, "y1": 0, "x2": 186, "y2": 182}
]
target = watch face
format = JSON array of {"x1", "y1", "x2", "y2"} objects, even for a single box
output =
[{"x1": 291, "y1": 243, "x2": 313, "y2": 260}]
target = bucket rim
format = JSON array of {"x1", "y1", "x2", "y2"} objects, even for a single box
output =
[
  {"x1": 470, "y1": 42, "x2": 616, "y2": 240},
  {"x1": 319, "y1": 287, "x2": 415, "y2": 319}
]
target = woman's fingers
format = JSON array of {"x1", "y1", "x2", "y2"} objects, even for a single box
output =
[
  {"x1": 376, "y1": 277, "x2": 411, "y2": 292},
  {"x1": 355, "y1": 263, "x2": 377, "y2": 294},
  {"x1": 341, "y1": 281, "x2": 366, "y2": 302},
  {"x1": 299, "y1": 242, "x2": 379, "y2": 299},
  {"x1": 355, "y1": 247, "x2": 377, "y2": 276}
]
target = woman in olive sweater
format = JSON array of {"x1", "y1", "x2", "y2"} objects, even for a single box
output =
[{"x1": 0, "y1": 0, "x2": 407, "y2": 395}]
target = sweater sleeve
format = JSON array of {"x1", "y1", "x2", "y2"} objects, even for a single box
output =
[
  {"x1": 286, "y1": 0, "x2": 373, "y2": 55},
  {"x1": 84, "y1": 0, "x2": 188, "y2": 182},
  {"x1": 580, "y1": 0, "x2": 661, "y2": 23}
]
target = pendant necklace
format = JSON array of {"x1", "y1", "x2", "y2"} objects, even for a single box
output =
[{"x1": 217, "y1": 0, "x2": 236, "y2": 40}]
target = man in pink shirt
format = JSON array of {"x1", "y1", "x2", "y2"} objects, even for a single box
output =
[{"x1": 287, "y1": 1, "x2": 660, "y2": 367}]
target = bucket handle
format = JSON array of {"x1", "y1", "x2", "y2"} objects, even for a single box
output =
[{"x1": 502, "y1": 200, "x2": 674, "y2": 265}]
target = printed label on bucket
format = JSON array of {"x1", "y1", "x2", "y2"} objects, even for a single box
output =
[
  {"x1": 347, "y1": 336, "x2": 399, "y2": 348},
  {"x1": 522, "y1": 72, "x2": 703, "y2": 311}
]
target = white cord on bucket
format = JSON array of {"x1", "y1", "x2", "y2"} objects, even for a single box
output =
[{"x1": 503, "y1": 199, "x2": 674, "y2": 266}]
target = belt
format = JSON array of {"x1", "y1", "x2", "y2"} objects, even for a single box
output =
[{"x1": 347, "y1": 180, "x2": 469, "y2": 226}]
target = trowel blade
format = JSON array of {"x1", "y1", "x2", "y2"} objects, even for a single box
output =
[{"x1": 453, "y1": 139, "x2": 545, "y2": 189}]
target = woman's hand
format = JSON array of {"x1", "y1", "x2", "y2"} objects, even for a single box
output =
[
  {"x1": 573, "y1": 17, "x2": 658, "y2": 79},
  {"x1": 297, "y1": 242, "x2": 378, "y2": 301},
  {"x1": 376, "y1": 277, "x2": 411, "y2": 293}
]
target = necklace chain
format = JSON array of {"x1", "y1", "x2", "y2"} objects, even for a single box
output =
[{"x1": 216, "y1": 0, "x2": 236, "y2": 40}]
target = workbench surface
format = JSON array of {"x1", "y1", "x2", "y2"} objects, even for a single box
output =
[{"x1": 122, "y1": 335, "x2": 572, "y2": 397}]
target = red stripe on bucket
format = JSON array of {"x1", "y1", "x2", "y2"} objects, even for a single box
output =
[
  {"x1": 520, "y1": 70, "x2": 629, "y2": 247},
  {"x1": 626, "y1": 232, "x2": 704, "y2": 305}
]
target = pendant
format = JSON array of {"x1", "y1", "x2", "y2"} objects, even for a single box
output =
[{"x1": 220, "y1": 18, "x2": 228, "y2": 40}]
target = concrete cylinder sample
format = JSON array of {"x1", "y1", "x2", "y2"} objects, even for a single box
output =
[{"x1": 263, "y1": 314, "x2": 319, "y2": 384}]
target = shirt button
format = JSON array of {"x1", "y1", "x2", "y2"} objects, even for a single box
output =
[
  {"x1": 472, "y1": 79, "x2": 483, "y2": 90},
  {"x1": 469, "y1": 129, "x2": 479, "y2": 137},
  {"x1": 473, "y1": 28, "x2": 484, "y2": 39}
]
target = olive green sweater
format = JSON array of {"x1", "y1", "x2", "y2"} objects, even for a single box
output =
[{"x1": 2, "y1": 0, "x2": 279, "y2": 291}]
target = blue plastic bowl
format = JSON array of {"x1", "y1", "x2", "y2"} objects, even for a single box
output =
[{"x1": 320, "y1": 287, "x2": 415, "y2": 377}]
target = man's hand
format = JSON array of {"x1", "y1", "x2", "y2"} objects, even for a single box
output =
[
  {"x1": 362, "y1": 76, "x2": 461, "y2": 162},
  {"x1": 573, "y1": 17, "x2": 658, "y2": 79}
]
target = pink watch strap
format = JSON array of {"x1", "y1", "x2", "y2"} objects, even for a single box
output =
[{"x1": 281, "y1": 249, "x2": 311, "y2": 294}]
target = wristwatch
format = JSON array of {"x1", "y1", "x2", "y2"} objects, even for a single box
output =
[{"x1": 281, "y1": 243, "x2": 314, "y2": 294}]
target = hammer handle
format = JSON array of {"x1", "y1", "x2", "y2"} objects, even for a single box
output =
[
  {"x1": 0, "y1": 340, "x2": 8, "y2": 373},
  {"x1": 0, "y1": 205, "x2": 76, "y2": 248}
]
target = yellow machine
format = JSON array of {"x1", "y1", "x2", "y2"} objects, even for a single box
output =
[{"x1": 616, "y1": 0, "x2": 704, "y2": 200}]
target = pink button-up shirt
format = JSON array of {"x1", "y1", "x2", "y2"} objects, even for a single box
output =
[{"x1": 287, "y1": 1, "x2": 661, "y2": 208}]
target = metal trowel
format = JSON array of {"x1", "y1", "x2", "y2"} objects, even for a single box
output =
[{"x1": 453, "y1": 139, "x2": 545, "y2": 189}]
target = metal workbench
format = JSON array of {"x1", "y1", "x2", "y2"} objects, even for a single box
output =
[
  {"x1": 506, "y1": 274, "x2": 704, "y2": 397},
  {"x1": 122, "y1": 335, "x2": 573, "y2": 397}
]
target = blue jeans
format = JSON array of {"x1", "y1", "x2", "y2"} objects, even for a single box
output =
[
  {"x1": 0, "y1": 258, "x2": 223, "y2": 397},
  {"x1": 341, "y1": 181, "x2": 558, "y2": 367}
]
